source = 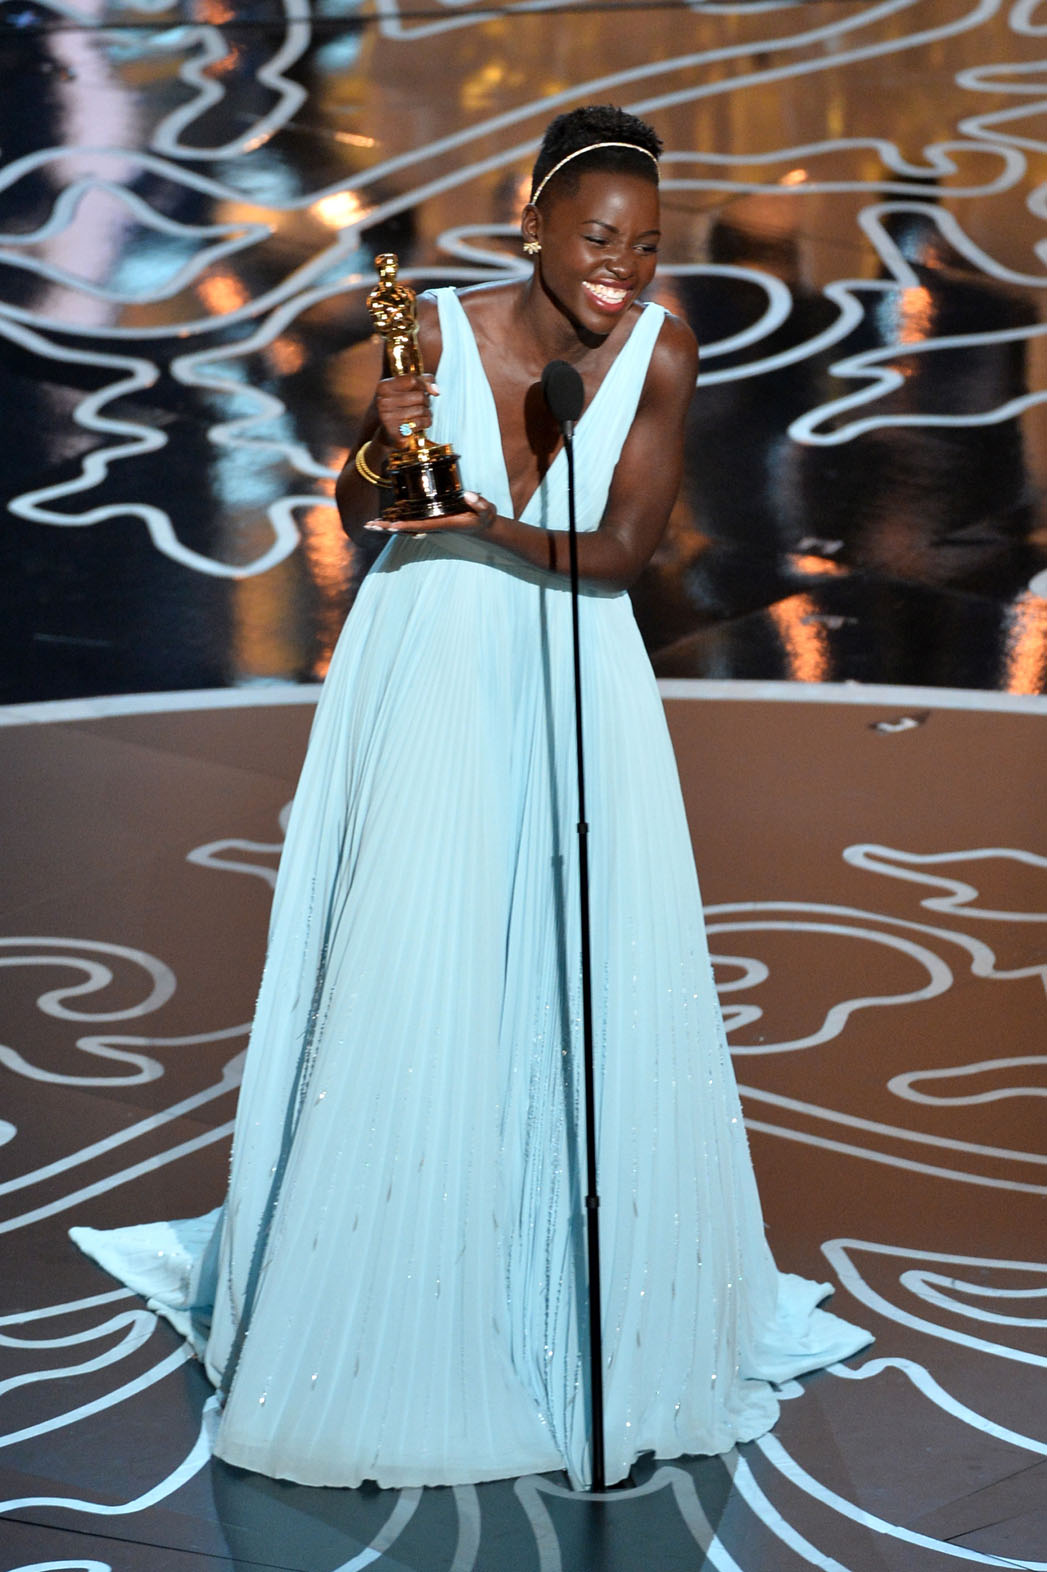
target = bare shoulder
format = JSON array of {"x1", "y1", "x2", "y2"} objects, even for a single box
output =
[
  {"x1": 641, "y1": 308, "x2": 699, "y2": 410},
  {"x1": 416, "y1": 283, "x2": 516, "y2": 365},
  {"x1": 649, "y1": 309, "x2": 699, "y2": 381},
  {"x1": 455, "y1": 280, "x2": 518, "y2": 339}
]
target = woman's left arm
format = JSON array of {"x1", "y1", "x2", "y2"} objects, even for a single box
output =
[{"x1": 365, "y1": 314, "x2": 699, "y2": 591}]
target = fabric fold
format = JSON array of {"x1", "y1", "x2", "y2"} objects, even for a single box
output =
[{"x1": 71, "y1": 288, "x2": 871, "y2": 1490}]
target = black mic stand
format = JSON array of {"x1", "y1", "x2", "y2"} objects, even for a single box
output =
[{"x1": 542, "y1": 360, "x2": 606, "y2": 1493}]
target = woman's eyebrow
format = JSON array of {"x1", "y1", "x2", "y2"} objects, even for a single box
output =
[{"x1": 583, "y1": 218, "x2": 662, "y2": 236}]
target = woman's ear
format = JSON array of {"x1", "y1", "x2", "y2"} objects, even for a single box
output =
[{"x1": 521, "y1": 202, "x2": 541, "y2": 252}]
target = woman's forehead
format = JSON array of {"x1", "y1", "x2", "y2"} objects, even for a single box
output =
[{"x1": 545, "y1": 169, "x2": 660, "y2": 223}]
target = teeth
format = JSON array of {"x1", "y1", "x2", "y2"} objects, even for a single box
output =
[{"x1": 587, "y1": 282, "x2": 628, "y2": 302}]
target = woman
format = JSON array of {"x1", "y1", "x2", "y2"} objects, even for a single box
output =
[{"x1": 73, "y1": 106, "x2": 869, "y2": 1492}]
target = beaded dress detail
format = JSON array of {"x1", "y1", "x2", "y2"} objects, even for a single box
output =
[{"x1": 71, "y1": 288, "x2": 870, "y2": 1489}]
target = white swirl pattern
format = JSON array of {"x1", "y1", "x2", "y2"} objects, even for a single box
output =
[{"x1": 3, "y1": 796, "x2": 1046, "y2": 1564}]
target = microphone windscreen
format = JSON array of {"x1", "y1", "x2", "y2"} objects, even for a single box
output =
[{"x1": 541, "y1": 359, "x2": 585, "y2": 426}]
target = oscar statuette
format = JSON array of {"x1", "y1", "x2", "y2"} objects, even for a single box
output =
[{"x1": 366, "y1": 254, "x2": 465, "y2": 521}]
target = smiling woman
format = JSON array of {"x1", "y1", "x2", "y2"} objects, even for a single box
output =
[
  {"x1": 524, "y1": 112, "x2": 661, "y2": 324},
  {"x1": 335, "y1": 107, "x2": 691, "y2": 589},
  {"x1": 72, "y1": 106, "x2": 871, "y2": 1494}
]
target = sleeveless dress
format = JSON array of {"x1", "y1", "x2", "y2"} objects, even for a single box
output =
[{"x1": 71, "y1": 289, "x2": 870, "y2": 1490}]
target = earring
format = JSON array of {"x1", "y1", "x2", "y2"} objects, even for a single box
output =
[{"x1": 523, "y1": 239, "x2": 541, "y2": 256}]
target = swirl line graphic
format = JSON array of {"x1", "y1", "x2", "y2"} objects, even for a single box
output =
[
  {"x1": 756, "y1": 1431, "x2": 1047, "y2": 1568},
  {"x1": 823, "y1": 1240, "x2": 1047, "y2": 1367}
]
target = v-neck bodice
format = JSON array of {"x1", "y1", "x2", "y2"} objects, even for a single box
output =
[{"x1": 426, "y1": 288, "x2": 666, "y2": 532}]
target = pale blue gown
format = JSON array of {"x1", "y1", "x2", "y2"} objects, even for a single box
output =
[{"x1": 72, "y1": 289, "x2": 870, "y2": 1490}]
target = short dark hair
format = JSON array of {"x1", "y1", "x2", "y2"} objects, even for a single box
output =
[{"x1": 530, "y1": 105, "x2": 662, "y2": 205}]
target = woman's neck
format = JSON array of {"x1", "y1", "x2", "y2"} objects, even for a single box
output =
[{"x1": 512, "y1": 276, "x2": 611, "y2": 365}]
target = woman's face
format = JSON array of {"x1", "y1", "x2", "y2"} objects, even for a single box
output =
[{"x1": 529, "y1": 170, "x2": 661, "y2": 336}]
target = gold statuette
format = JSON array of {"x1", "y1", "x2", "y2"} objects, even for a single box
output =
[{"x1": 366, "y1": 253, "x2": 465, "y2": 521}]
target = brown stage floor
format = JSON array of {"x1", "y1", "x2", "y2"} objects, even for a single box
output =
[{"x1": 1, "y1": 683, "x2": 1044, "y2": 1571}]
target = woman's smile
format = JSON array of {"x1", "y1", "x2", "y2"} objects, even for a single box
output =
[{"x1": 582, "y1": 279, "x2": 632, "y2": 313}]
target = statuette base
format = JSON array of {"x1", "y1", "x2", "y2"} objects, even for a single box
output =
[{"x1": 383, "y1": 444, "x2": 466, "y2": 521}]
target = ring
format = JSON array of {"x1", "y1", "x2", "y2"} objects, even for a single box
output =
[{"x1": 399, "y1": 420, "x2": 415, "y2": 437}]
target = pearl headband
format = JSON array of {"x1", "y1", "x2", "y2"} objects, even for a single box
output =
[{"x1": 530, "y1": 142, "x2": 659, "y2": 205}]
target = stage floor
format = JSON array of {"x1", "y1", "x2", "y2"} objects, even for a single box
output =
[{"x1": 2, "y1": 682, "x2": 1044, "y2": 1571}]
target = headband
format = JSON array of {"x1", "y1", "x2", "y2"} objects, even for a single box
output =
[{"x1": 530, "y1": 142, "x2": 659, "y2": 205}]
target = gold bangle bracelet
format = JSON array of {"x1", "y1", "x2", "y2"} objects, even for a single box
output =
[{"x1": 354, "y1": 439, "x2": 389, "y2": 487}]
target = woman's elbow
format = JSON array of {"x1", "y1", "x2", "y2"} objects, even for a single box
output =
[{"x1": 596, "y1": 525, "x2": 659, "y2": 593}]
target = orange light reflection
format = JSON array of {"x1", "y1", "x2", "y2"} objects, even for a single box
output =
[
  {"x1": 299, "y1": 501, "x2": 355, "y2": 680},
  {"x1": 199, "y1": 272, "x2": 249, "y2": 316},
  {"x1": 788, "y1": 553, "x2": 847, "y2": 577},
  {"x1": 204, "y1": 44, "x2": 241, "y2": 77},
  {"x1": 268, "y1": 336, "x2": 306, "y2": 376},
  {"x1": 232, "y1": 561, "x2": 302, "y2": 682},
  {"x1": 1002, "y1": 593, "x2": 1047, "y2": 695},
  {"x1": 897, "y1": 285, "x2": 933, "y2": 344},
  {"x1": 312, "y1": 190, "x2": 368, "y2": 229},
  {"x1": 769, "y1": 595, "x2": 831, "y2": 683}
]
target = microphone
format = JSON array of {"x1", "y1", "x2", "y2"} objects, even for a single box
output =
[{"x1": 541, "y1": 359, "x2": 584, "y2": 438}]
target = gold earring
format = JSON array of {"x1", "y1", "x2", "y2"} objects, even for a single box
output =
[{"x1": 523, "y1": 238, "x2": 541, "y2": 256}]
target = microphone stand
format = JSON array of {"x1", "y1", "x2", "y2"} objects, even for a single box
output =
[{"x1": 561, "y1": 415, "x2": 607, "y2": 1495}]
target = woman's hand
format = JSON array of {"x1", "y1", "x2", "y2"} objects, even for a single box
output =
[
  {"x1": 364, "y1": 491, "x2": 497, "y2": 536},
  {"x1": 375, "y1": 372, "x2": 439, "y2": 449}
]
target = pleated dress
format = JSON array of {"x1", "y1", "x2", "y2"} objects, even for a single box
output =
[{"x1": 72, "y1": 288, "x2": 871, "y2": 1490}]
